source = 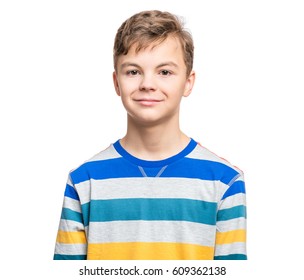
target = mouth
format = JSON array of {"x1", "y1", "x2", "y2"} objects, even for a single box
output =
[{"x1": 134, "y1": 99, "x2": 162, "y2": 106}]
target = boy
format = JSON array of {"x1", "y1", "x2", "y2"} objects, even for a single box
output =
[{"x1": 54, "y1": 10, "x2": 247, "y2": 260}]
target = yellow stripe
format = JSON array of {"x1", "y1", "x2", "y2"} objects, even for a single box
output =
[
  {"x1": 56, "y1": 230, "x2": 87, "y2": 244},
  {"x1": 216, "y1": 229, "x2": 246, "y2": 245},
  {"x1": 87, "y1": 242, "x2": 214, "y2": 260}
]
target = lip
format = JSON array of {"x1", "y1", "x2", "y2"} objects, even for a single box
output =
[{"x1": 134, "y1": 99, "x2": 162, "y2": 106}]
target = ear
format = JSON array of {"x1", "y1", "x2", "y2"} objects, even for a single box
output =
[
  {"x1": 113, "y1": 71, "x2": 121, "y2": 96},
  {"x1": 183, "y1": 70, "x2": 196, "y2": 97}
]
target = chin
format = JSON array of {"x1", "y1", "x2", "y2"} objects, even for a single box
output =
[{"x1": 129, "y1": 114, "x2": 165, "y2": 127}]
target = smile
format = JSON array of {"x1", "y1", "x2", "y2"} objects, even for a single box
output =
[{"x1": 134, "y1": 99, "x2": 162, "y2": 106}]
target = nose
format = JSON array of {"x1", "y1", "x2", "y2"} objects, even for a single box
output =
[{"x1": 139, "y1": 73, "x2": 156, "y2": 91}]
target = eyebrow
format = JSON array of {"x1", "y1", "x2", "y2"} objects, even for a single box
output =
[
  {"x1": 120, "y1": 61, "x2": 179, "y2": 70},
  {"x1": 120, "y1": 62, "x2": 140, "y2": 70},
  {"x1": 156, "y1": 61, "x2": 179, "y2": 68}
]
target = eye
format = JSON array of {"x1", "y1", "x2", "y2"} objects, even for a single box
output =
[
  {"x1": 127, "y1": 70, "x2": 140, "y2": 76},
  {"x1": 160, "y1": 70, "x2": 172, "y2": 76}
]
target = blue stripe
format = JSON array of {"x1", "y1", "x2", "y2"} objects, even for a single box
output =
[
  {"x1": 85, "y1": 198, "x2": 217, "y2": 225},
  {"x1": 64, "y1": 184, "x2": 79, "y2": 201},
  {"x1": 214, "y1": 254, "x2": 247, "y2": 260},
  {"x1": 113, "y1": 138, "x2": 198, "y2": 168},
  {"x1": 222, "y1": 181, "x2": 245, "y2": 200},
  {"x1": 70, "y1": 158, "x2": 141, "y2": 184},
  {"x1": 53, "y1": 254, "x2": 86, "y2": 260},
  {"x1": 70, "y1": 158, "x2": 239, "y2": 186},
  {"x1": 217, "y1": 205, "x2": 246, "y2": 221},
  {"x1": 61, "y1": 208, "x2": 83, "y2": 223}
]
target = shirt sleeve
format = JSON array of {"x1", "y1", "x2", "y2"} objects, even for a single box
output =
[
  {"x1": 214, "y1": 172, "x2": 247, "y2": 260},
  {"x1": 53, "y1": 175, "x2": 87, "y2": 260}
]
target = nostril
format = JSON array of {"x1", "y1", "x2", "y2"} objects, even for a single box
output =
[
  {"x1": 139, "y1": 83, "x2": 156, "y2": 91},
  {"x1": 139, "y1": 75, "x2": 156, "y2": 91}
]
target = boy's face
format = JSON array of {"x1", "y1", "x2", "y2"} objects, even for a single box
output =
[{"x1": 113, "y1": 36, "x2": 195, "y2": 127}]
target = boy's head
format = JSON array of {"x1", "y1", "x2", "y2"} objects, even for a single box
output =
[{"x1": 113, "y1": 10, "x2": 194, "y2": 77}]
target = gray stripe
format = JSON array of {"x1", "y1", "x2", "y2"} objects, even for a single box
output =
[
  {"x1": 216, "y1": 217, "x2": 246, "y2": 232},
  {"x1": 58, "y1": 219, "x2": 84, "y2": 232},
  {"x1": 55, "y1": 243, "x2": 87, "y2": 255},
  {"x1": 214, "y1": 242, "x2": 246, "y2": 256},
  {"x1": 75, "y1": 177, "x2": 227, "y2": 204},
  {"x1": 86, "y1": 144, "x2": 121, "y2": 163},
  {"x1": 220, "y1": 193, "x2": 246, "y2": 210},
  {"x1": 187, "y1": 145, "x2": 241, "y2": 173},
  {"x1": 63, "y1": 197, "x2": 82, "y2": 213},
  {"x1": 88, "y1": 220, "x2": 215, "y2": 247}
]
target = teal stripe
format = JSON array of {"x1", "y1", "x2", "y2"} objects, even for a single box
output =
[
  {"x1": 61, "y1": 208, "x2": 83, "y2": 223},
  {"x1": 217, "y1": 205, "x2": 246, "y2": 221},
  {"x1": 214, "y1": 254, "x2": 247, "y2": 260},
  {"x1": 87, "y1": 198, "x2": 217, "y2": 225},
  {"x1": 53, "y1": 254, "x2": 86, "y2": 260},
  {"x1": 81, "y1": 202, "x2": 90, "y2": 227}
]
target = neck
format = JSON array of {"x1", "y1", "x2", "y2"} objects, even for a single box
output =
[{"x1": 120, "y1": 116, "x2": 190, "y2": 160}]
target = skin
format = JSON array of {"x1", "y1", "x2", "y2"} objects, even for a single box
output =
[{"x1": 113, "y1": 36, "x2": 196, "y2": 160}]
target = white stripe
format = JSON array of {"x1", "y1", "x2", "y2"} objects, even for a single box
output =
[
  {"x1": 67, "y1": 145, "x2": 121, "y2": 175},
  {"x1": 58, "y1": 219, "x2": 84, "y2": 232},
  {"x1": 67, "y1": 176, "x2": 73, "y2": 186},
  {"x1": 216, "y1": 217, "x2": 246, "y2": 232},
  {"x1": 187, "y1": 145, "x2": 242, "y2": 174},
  {"x1": 63, "y1": 196, "x2": 81, "y2": 212},
  {"x1": 219, "y1": 193, "x2": 246, "y2": 210},
  {"x1": 86, "y1": 144, "x2": 121, "y2": 163},
  {"x1": 75, "y1": 177, "x2": 225, "y2": 204},
  {"x1": 214, "y1": 242, "x2": 246, "y2": 257},
  {"x1": 88, "y1": 220, "x2": 216, "y2": 247},
  {"x1": 55, "y1": 243, "x2": 87, "y2": 255}
]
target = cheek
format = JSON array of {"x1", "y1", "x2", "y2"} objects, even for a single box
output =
[
  {"x1": 161, "y1": 81, "x2": 186, "y2": 97},
  {"x1": 119, "y1": 79, "x2": 139, "y2": 95}
]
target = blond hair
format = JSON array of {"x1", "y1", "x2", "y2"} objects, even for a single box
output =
[{"x1": 113, "y1": 10, "x2": 194, "y2": 77}]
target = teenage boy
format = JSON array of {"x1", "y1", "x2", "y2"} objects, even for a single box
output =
[{"x1": 54, "y1": 10, "x2": 247, "y2": 260}]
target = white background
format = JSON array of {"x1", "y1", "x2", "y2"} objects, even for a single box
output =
[{"x1": 1, "y1": 0, "x2": 303, "y2": 278}]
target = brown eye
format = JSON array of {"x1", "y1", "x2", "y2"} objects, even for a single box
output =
[
  {"x1": 127, "y1": 70, "x2": 139, "y2": 76},
  {"x1": 160, "y1": 70, "x2": 171, "y2": 76}
]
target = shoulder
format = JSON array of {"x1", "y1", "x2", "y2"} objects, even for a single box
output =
[
  {"x1": 187, "y1": 141, "x2": 244, "y2": 185},
  {"x1": 68, "y1": 143, "x2": 122, "y2": 184},
  {"x1": 190, "y1": 143, "x2": 243, "y2": 172},
  {"x1": 85, "y1": 143, "x2": 121, "y2": 163}
]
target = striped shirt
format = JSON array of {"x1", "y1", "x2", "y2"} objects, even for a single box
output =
[{"x1": 54, "y1": 138, "x2": 247, "y2": 260}]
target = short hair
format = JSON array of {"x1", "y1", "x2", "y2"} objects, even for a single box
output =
[{"x1": 113, "y1": 10, "x2": 194, "y2": 77}]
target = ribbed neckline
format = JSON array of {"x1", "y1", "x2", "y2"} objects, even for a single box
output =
[{"x1": 113, "y1": 138, "x2": 197, "y2": 168}]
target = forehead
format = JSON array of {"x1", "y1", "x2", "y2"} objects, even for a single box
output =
[{"x1": 117, "y1": 36, "x2": 185, "y2": 68}]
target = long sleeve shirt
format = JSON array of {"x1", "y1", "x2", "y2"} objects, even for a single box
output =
[{"x1": 54, "y1": 138, "x2": 247, "y2": 260}]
